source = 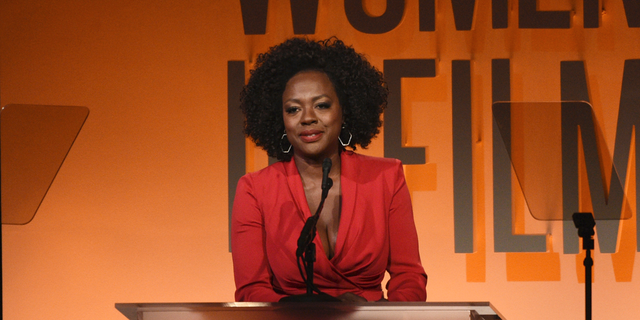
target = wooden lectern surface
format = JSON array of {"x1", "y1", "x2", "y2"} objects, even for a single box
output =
[{"x1": 115, "y1": 302, "x2": 505, "y2": 320}]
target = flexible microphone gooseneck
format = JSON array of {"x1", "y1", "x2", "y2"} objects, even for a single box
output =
[
  {"x1": 296, "y1": 158, "x2": 333, "y2": 257},
  {"x1": 281, "y1": 158, "x2": 340, "y2": 302}
]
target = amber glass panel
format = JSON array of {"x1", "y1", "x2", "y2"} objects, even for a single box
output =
[
  {"x1": 1, "y1": 104, "x2": 88, "y2": 224},
  {"x1": 492, "y1": 101, "x2": 631, "y2": 221}
]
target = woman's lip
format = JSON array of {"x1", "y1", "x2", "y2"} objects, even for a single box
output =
[{"x1": 299, "y1": 130, "x2": 323, "y2": 143}]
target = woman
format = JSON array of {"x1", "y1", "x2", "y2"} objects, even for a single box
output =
[{"x1": 231, "y1": 37, "x2": 427, "y2": 302}]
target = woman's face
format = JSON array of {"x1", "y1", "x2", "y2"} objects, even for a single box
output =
[{"x1": 282, "y1": 70, "x2": 343, "y2": 162}]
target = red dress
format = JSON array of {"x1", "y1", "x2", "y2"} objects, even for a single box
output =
[{"x1": 231, "y1": 151, "x2": 427, "y2": 302}]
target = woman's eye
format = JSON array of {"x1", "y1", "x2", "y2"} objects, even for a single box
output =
[
  {"x1": 316, "y1": 103, "x2": 330, "y2": 109},
  {"x1": 285, "y1": 107, "x2": 299, "y2": 114}
]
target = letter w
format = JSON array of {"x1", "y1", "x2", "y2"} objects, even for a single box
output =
[{"x1": 239, "y1": 0, "x2": 319, "y2": 34}]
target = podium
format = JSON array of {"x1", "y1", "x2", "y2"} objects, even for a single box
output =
[{"x1": 115, "y1": 302, "x2": 505, "y2": 320}]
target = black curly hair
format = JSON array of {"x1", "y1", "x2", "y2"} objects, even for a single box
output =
[{"x1": 239, "y1": 37, "x2": 388, "y2": 161}]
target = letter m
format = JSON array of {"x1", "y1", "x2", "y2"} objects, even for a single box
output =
[{"x1": 561, "y1": 60, "x2": 640, "y2": 254}]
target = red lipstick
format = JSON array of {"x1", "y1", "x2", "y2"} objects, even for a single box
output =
[{"x1": 299, "y1": 130, "x2": 323, "y2": 143}]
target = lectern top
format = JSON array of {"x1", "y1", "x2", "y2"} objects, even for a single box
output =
[{"x1": 115, "y1": 301, "x2": 504, "y2": 320}]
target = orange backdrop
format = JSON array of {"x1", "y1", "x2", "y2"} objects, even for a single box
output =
[{"x1": 2, "y1": 1, "x2": 639, "y2": 320}]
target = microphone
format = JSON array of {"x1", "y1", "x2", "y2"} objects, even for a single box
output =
[{"x1": 321, "y1": 158, "x2": 333, "y2": 198}]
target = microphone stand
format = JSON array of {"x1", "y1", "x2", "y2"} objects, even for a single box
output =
[
  {"x1": 280, "y1": 159, "x2": 341, "y2": 302},
  {"x1": 573, "y1": 212, "x2": 595, "y2": 320}
]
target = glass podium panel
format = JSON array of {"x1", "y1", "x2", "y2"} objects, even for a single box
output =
[
  {"x1": 492, "y1": 101, "x2": 631, "y2": 221},
  {"x1": 1, "y1": 104, "x2": 89, "y2": 225}
]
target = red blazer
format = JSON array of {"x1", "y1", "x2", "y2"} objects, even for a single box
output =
[{"x1": 231, "y1": 151, "x2": 427, "y2": 302}]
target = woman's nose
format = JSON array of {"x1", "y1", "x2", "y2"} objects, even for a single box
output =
[{"x1": 300, "y1": 106, "x2": 317, "y2": 125}]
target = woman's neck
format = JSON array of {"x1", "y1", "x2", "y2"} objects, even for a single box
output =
[{"x1": 293, "y1": 152, "x2": 341, "y2": 186}]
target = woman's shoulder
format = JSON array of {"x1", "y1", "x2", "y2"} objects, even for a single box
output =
[
  {"x1": 342, "y1": 152, "x2": 406, "y2": 195},
  {"x1": 342, "y1": 151, "x2": 405, "y2": 185},
  {"x1": 239, "y1": 161, "x2": 289, "y2": 185},
  {"x1": 343, "y1": 151, "x2": 402, "y2": 170}
]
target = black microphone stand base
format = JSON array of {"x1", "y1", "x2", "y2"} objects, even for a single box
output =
[{"x1": 279, "y1": 292, "x2": 341, "y2": 302}]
